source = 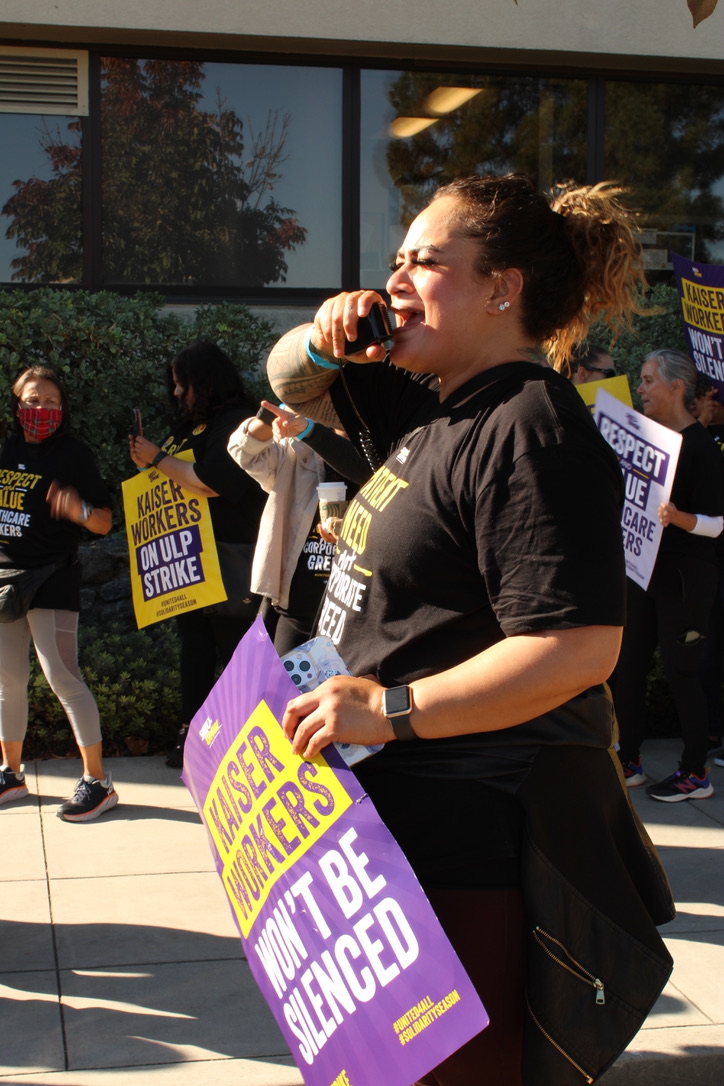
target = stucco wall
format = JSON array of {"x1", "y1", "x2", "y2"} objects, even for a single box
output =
[{"x1": 1, "y1": 0, "x2": 722, "y2": 67}]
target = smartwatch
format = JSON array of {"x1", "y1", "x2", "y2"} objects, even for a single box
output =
[{"x1": 382, "y1": 685, "x2": 417, "y2": 741}]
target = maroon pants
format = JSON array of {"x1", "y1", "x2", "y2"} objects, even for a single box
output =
[{"x1": 414, "y1": 887, "x2": 527, "y2": 1086}]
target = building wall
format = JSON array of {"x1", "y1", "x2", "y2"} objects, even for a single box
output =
[{"x1": 1, "y1": 0, "x2": 723, "y2": 71}]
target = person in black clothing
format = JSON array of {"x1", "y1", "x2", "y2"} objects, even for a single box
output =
[
  {"x1": 129, "y1": 342, "x2": 265, "y2": 767},
  {"x1": 613, "y1": 349, "x2": 724, "y2": 799},
  {"x1": 690, "y1": 374, "x2": 724, "y2": 757},
  {"x1": 568, "y1": 340, "x2": 617, "y2": 384},
  {"x1": 0, "y1": 366, "x2": 117, "y2": 821},
  {"x1": 265, "y1": 175, "x2": 675, "y2": 1086}
]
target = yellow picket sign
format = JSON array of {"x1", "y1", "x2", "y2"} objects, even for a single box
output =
[
  {"x1": 121, "y1": 451, "x2": 226, "y2": 628},
  {"x1": 577, "y1": 373, "x2": 633, "y2": 412}
]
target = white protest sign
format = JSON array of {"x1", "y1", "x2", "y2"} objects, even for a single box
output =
[{"x1": 594, "y1": 389, "x2": 682, "y2": 590}]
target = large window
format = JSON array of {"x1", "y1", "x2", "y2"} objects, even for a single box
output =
[
  {"x1": 1, "y1": 49, "x2": 723, "y2": 300},
  {"x1": 99, "y1": 59, "x2": 342, "y2": 289},
  {"x1": 0, "y1": 112, "x2": 83, "y2": 283},
  {"x1": 605, "y1": 81, "x2": 724, "y2": 269},
  {"x1": 360, "y1": 70, "x2": 587, "y2": 288}
]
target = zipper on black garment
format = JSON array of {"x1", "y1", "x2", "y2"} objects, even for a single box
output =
[
  {"x1": 526, "y1": 996, "x2": 595, "y2": 1084},
  {"x1": 533, "y1": 926, "x2": 606, "y2": 1005}
]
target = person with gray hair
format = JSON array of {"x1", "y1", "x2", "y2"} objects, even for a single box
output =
[
  {"x1": 612, "y1": 349, "x2": 724, "y2": 800},
  {"x1": 647, "y1": 347, "x2": 698, "y2": 404}
]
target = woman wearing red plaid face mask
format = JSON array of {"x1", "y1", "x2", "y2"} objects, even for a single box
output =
[{"x1": 0, "y1": 366, "x2": 118, "y2": 822}]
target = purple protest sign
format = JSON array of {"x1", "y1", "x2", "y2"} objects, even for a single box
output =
[
  {"x1": 182, "y1": 616, "x2": 488, "y2": 1086},
  {"x1": 671, "y1": 252, "x2": 724, "y2": 400}
]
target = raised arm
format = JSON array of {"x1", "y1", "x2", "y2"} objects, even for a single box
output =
[
  {"x1": 266, "y1": 323, "x2": 342, "y2": 424},
  {"x1": 267, "y1": 289, "x2": 389, "y2": 422}
]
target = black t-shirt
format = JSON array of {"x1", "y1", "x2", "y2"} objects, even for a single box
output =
[
  {"x1": 160, "y1": 407, "x2": 265, "y2": 544},
  {"x1": 326, "y1": 360, "x2": 625, "y2": 681},
  {"x1": 0, "y1": 432, "x2": 112, "y2": 610},
  {"x1": 324, "y1": 359, "x2": 626, "y2": 888},
  {"x1": 656, "y1": 421, "x2": 724, "y2": 565},
  {"x1": 277, "y1": 515, "x2": 337, "y2": 621}
]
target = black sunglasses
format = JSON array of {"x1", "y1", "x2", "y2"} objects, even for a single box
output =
[{"x1": 582, "y1": 363, "x2": 616, "y2": 379}]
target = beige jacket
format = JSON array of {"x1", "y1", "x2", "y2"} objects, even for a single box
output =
[{"x1": 227, "y1": 419, "x2": 325, "y2": 609}]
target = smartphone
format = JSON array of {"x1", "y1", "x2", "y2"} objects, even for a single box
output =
[
  {"x1": 129, "y1": 408, "x2": 143, "y2": 438},
  {"x1": 343, "y1": 302, "x2": 394, "y2": 355}
]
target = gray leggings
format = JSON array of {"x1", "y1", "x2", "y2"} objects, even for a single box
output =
[{"x1": 0, "y1": 609, "x2": 102, "y2": 748}]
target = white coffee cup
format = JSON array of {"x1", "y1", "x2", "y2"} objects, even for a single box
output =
[{"x1": 318, "y1": 481, "x2": 348, "y2": 524}]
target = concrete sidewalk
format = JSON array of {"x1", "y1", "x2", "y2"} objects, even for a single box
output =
[{"x1": 1, "y1": 738, "x2": 723, "y2": 1085}]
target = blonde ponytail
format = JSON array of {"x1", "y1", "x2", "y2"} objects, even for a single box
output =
[{"x1": 545, "y1": 181, "x2": 649, "y2": 372}]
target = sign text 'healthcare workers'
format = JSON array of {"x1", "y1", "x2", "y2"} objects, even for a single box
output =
[
  {"x1": 672, "y1": 252, "x2": 724, "y2": 400},
  {"x1": 595, "y1": 389, "x2": 681, "y2": 590},
  {"x1": 182, "y1": 618, "x2": 488, "y2": 1086},
  {"x1": 121, "y1": 450, "x2": 226, "y2": 627}
]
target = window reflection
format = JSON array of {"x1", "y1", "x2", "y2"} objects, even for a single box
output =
[
  {"x1": 100, "y1": 58, "x2": 341, "y2": 289},
  {"x1": 3, "y1": 61, "x2": 723, "y2": 295},
  {"x1": 360, "y1": 71, "x2": 587, "y2": 289},
  {"x1": 0, "y1": 113, "x2": 82, "y2": 283},
  {"x1": 605, "y1": 81, "x2": 724, "y2": 270}
]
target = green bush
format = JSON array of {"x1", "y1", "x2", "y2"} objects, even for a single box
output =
[
  {"x1": 0, "y1": 289, "x2": 276, "y2": 510},
  {"x1": 24, "y1": 621, "x2": 182, "y2": 760},
  {"x1": 590, "y1": 282, "x2": 688, "y2": 407},
  {"x1": 0, "y1": 289, "x2": 276, "y2": 759}
]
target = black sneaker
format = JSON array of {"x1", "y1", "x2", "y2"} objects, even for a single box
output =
[
  {"x1": 646, "y1": 767, "x2": 714, "y2": 803},
  {"x1": 0, "y1": 765, "x2": 29, "y2": 806},
  {"x1": 57, "y1": 775, "x2": 119, "y2": 822}
]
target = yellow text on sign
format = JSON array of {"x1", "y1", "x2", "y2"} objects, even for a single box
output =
[{"x1": 202, "y1": 700, "x2": 354, "y2": 938}]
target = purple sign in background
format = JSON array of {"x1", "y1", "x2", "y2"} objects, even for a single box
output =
[
  {"x1": 672, "y1": 252, "x2": 724, "y2": 401},
  {"x1": 183, "y1": 617, "x2": 487, "y2": 1086}
]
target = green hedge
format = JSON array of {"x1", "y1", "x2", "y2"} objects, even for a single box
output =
[
  {"x1": 0, "y1": 289, "x2": 276, "y2": 506},
  {"x1": 590, "y1": 282, "x2": 688, "y2": 405},
  {"x1": 0, "y1": 289, "x2": 276, "y2": 759},
  {"x1": 24, "y1": 622, "x2": 182, "y2": 760}
]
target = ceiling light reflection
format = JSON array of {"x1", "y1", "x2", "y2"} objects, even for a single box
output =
[
  {"x1": 389, "y1": 116, "x2": 437, "y2": 139},
  {"x1": 424, "y1": 87, "x2": 482, "y2": 115}
]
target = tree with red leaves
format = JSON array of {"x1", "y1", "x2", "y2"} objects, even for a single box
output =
[{"x1": 2, "y1": 58, "x2": 306, "y2": 287}]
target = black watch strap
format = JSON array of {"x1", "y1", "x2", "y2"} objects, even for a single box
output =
[{"x1": 389, "y1": 714, "x2": 417, "y2": 742}]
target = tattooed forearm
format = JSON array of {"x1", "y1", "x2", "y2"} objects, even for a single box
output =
[
  {"x1": 295, "y1": 391, "x2": 344, "y2": 429},
  {"x1": 267, "y1": 324, "x2": 340, "y2": 416}
]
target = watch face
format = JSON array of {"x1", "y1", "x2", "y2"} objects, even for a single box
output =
[{"x1": 384, "y1": 685, "x2": 411, "y2": 716}]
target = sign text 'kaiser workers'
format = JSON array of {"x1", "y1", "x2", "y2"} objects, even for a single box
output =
[
  {"x1": 672, "y1": 252, "x2": 724, "y2": 401},
  {"x1": 182, "y1": 618, "x2": 487, "y2": 1086},
  {"x1": 121, "y1": 450, "x2": 226, "y2": 627},
  {"x1": 595, "y1": 389, "x2": 681, "y2": 590}
]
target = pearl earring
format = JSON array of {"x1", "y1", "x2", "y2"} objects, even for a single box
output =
[{"x1": 498, "y1": 301, "x2": 510, "y2": 311}]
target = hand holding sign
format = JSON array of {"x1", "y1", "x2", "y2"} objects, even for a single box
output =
[{"x1": 181, "y1": 618, "x2": 488, "y2": 1086}]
